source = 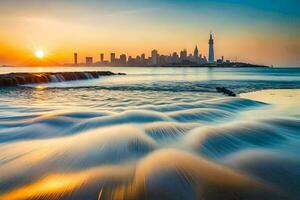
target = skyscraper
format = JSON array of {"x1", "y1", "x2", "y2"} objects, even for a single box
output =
[
  {"x1": 172, "y1": 52, "x2": 179, "y2": 63},
  {"x1": 194, "y1": 46, "x2": 199, "y2": 58},
  {"x1": 208, "y1": 32, "x2": 214, "y2": 64},
  {"x1": 180, "y1": 49, "x2": 187, "y2": 61},
  {"x1": 151, "y1": 49, "x2": 158, "y2": 66},
  {"x1": 120, "y1": 54, "x2": 127, "y2": 65},
  {"x1": 100, "y1": 53, "x2": 104, "y2": 63},
  {"x1": 74, "y1": 53, "x2": 78, "y2": 65},
  {"x1": 86, "y1": 57, "x2": 93, "y2": 65},
  {"x1": 110, "y1": 53, "x2": 116, "y2": 64},
  {"x1": 194, "y1": 46, "x2": 199, "y2": 63}
]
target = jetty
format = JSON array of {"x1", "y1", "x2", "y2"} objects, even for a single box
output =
[{"x1": 0, "y1": 71, "x2": 125, "y2": 86}]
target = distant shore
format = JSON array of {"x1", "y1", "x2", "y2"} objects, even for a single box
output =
[
  {"x1": 62, "y1": 62, "x2": 271, "y2": 68},
  {"x1": 163, "y1": 62, "x2": 270, "y2": 68},
  {"x1": 0, "y1": 62, "x2": 278, "y2": 68}
]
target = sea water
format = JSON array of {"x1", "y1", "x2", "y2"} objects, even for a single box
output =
[{"x1": 0, "y1": 67, "x2": 299, "y2": 200}]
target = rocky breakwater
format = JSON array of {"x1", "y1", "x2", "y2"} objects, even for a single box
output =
[
  {"x1": 0, "y1": 71, "x2": 126, "y2": 86},
  {"x1": 216, "y1": 87, "x2": 237, "y2": 97}
]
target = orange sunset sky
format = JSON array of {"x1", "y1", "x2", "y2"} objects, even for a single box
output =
[{"x1": 0, "y1": 0, "x2": 299, "y2": 67}]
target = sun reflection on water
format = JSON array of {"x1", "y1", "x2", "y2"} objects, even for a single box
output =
[{"x1": 1, "y1": 174, "x2": 84, "y2": 200}]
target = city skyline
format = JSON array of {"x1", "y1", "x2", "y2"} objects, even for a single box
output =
[
  {"x1": 0, "y1": 0, "x2": 299, "y2": 67},
  {"x1": 70, "y1": 33, "x2": 218, "y2": 67}
]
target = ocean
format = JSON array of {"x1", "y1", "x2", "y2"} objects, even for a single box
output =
[{"x1": 0, "y1": 67, "x2": 300, "y2": 200}]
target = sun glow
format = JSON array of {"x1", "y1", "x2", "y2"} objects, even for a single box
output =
[{"x1": 35, "y1": 50, "x2": 45, "y2": 59}]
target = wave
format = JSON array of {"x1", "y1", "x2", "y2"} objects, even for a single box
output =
[
  {"x1": 184, "y1": 118, "x2": 300, "y2": 159},
  {"x1": 0, "y1": 111, "x2": 113, "y2": 142},
  {"x1": 223, "y1": 150, "x2": 300, "y2": 200},
  {"x1": 0, "y1": 149, "x2": 285, "y2": 200},
  {"x1": 1, "y1": 116, "x2": 298, "y2": 198},
  {"x1": 144, "y1": 122, "x2": 200, "y2": 143},
  {"x1": 0, "y1": 98, "x2": 267, "y2": 143},
  {"x1": 0, "y1": 125, "x2": 157, "y2": 193},
  {"x1": 140, "y1": 97, "x2": 267, "y2": 114},
  {"x1": 167, "y1": 108, "x2": 233, "y2": 123}
]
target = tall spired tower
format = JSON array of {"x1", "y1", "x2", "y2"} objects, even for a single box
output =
[
  {"x1": 194, "y1": 45, "x2": 199, "y2": 63},
  {"x1": 208, "y1": 32, "x2": 214, "y2": 64},
  {"x1": 194, "y1": 45, "x2": 199, "y2": 58}
]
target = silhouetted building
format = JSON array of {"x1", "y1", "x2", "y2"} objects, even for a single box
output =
[
  {"x1": 159, "y1": 55, "x2": 167, "y2": 65},
  {"x1": 151, "y1": 49, "x2": 158, "y2": 66},
  {"x1": 120, "y1": 54, "x2": 127, "y2": 65},
  {"x1": 110, "y1": 53, "x2": 116, "y2": 64},
  {"x1": 100, "y1": 53, "x2": 104, "y2": 63},
  {"x1": 194, "y1": 46, "x2": 198, "y2": 57},
  {"x1": 216, "y1": 56, "x2": 225, "y2": 64},
  {"x1": 203, "y1": 56, "x2": 208, "y2": 64},
  {"x1": 209, "y1": 32, "x2": 215, "y2": 64},
  {"x1": 127, "y1": 56, "x2": 135, "y2": 66},
  {"x1": 70, "y1": 31, "x2": 226, "y2": 67},
  {"x1": 180, "y1": 49, "x2": 187, "y2": 61},
  {"x1": 172, "y1": 52, "x2": 179, "y2": 63},
  {"x1": 74, "y1": 53, "x2": 78, "y2": 65},
  {"x1": 86, "y1": 57, "x2": 93, "y2": 65},
  {"x1": 188, "y1": 53, "x2": 194, "y2": 62},
  {"x1": 136, "y1": 55, "x2": 141, "y2": 64},
  {"x1": 194, "y1": 46, "x2": 199, "y2": 63}
]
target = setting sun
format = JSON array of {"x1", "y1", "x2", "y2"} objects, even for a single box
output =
[{"x1": 35, "y1": 50, "x2": 45, "y2": 59}]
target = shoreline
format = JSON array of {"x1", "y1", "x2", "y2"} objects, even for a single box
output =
[{"x1": 2, "y1": 63, "x2": 270, "y2": 68}]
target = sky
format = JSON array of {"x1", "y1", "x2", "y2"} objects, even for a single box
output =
[{"x1": 0, "y1": 0, "x2": 299, "y2": 67}]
